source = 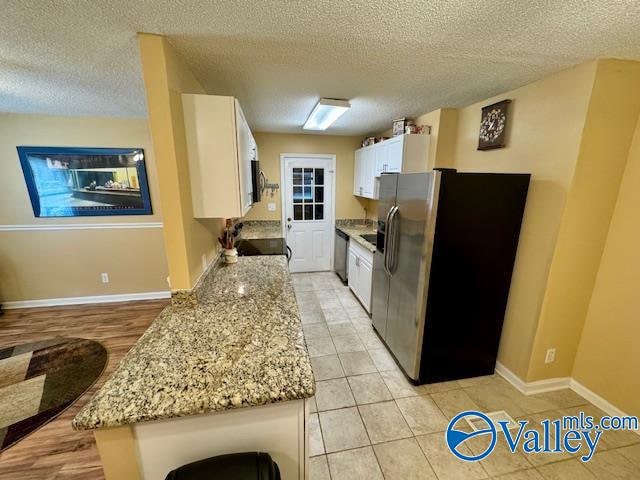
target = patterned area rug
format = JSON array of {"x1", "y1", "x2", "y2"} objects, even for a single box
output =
[{"x1": 0, "y1": 337, "x2": 107, "y2": 452}]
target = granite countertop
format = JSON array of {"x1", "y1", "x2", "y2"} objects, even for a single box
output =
[
  {"x1": 336, "y1": 224, "x2": 377, "y2": 253},
  {"x1": 72, "y1": 256, "x2": 314, "y2": 430},
  {"x1": 241, "y1": 221, "x2": 282, "y2": 240}
]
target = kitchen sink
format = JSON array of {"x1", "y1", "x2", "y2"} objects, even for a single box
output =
[{"x1": 361, "y1": 234, "x2": 377, "y2": 246}]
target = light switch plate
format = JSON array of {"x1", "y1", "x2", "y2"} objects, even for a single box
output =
[{"x1": 268, "y1": 202, "x2": 276, "y2": 211}]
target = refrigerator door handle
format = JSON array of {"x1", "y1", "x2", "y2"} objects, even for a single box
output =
[
  {"x1": 384, "y1": 206, "x2": 398, "y2": 276},
  {"x1": 383, "y1": 206, "x2": 394, "y2": 275},
  {"x1": 387, "y1": 206, "x2": 400, "y2": 274}
]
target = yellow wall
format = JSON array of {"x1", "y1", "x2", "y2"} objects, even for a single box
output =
[
  {"x1": 572, "y1": 116, "x2": 640, "y2": 417},
  {"x1": 243, "y1": 132, "x2": 371, "y2": 221},
  {"x1": 448, "y1": 61, "x2": 598, "y2": 378},
  {"x1": 0, "y1": 113, "x2": 169, "y2": 302},
  {"x1": 432, "y1": 109, "x2": 459, "y2": 168},
  {"x1": 413, "y1": 108, "x2": 459, "y2": 169},
  {"x1": 138, "y1": 34, "x2": 223, "y2": 290},
  {"x1": 527, "y1": 59, "x2": 640, "y2": 380}
]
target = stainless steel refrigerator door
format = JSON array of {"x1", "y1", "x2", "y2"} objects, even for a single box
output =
[
  {"x1": 372, "y1": 249, "x2": 388, "y2": 336},
  {"x1": 371, "y1": 174, "x2": 399, "y2": 340},
  {"x1": 385, "y1": 172, "x2": 441, "y2": 380}
]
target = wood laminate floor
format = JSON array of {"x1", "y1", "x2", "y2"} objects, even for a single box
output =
[{"x1": 0, "y1": 300, "x2": 168, "y2": 480}]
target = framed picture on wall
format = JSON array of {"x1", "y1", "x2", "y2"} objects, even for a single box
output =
[
  {"x1": 478, "y1": 99, "x2": 511, "y2": 150},
  {"x1": 17, "y1": 146, "x2": 153, "y2": 217}
]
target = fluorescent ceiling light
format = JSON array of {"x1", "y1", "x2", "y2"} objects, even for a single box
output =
[{"x1": 303, "y1": 98, "x2": 350, "y2": 130}]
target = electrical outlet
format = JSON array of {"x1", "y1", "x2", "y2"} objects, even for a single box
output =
[
  {"x1": 545, "y1": 348, "x2": 556, "y2": 364},
  {"x1": 268, "y1": 202, "x2": 276, "y2": 212},
  {"x1": 101, "y1": 272, "x2": 109, "y2": 284}
]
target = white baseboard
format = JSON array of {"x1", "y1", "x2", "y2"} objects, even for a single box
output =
[
  {"x1": 496, "y1": 361, "x2": 570, "y2": 395},
  {"x1": 569, "y1": 378, "x2": 637, "y2": 427},
  {"x1": 524, "y1": 376, "x2": 572, "y2": 395},
  {"x1": 495, "y1": 361, "x2": 637, "y2": 431},
  {"x1": 2, "y1": 291, "x2": 171, "y2": 309},
  {"x1": 494, "y1": 361, "x2": 529, "y2": 394}
]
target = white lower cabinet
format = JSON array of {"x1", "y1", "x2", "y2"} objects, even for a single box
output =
[
  {"x1": 348, "y1": 240, "x2": 374, "y2": 313},
  {"x1": 358, "y1": 257, "x2": 372, "y2": 312}
]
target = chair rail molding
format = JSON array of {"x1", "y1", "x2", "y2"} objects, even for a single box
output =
[{"x1": 0, "y1": 222, "x2": 163, "y2": 231}]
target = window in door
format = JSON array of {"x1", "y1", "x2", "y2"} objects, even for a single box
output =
[{"x1": 292, "y1": 167, "x2": 324, "y2": 221}]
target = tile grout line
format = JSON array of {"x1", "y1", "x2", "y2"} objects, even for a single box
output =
[
  {"x1": 313, "y1": 407, "x2": 329, "y2": 462},
  {"x1": 354, "y1": 397, "x2": 385, "y2": 477}
]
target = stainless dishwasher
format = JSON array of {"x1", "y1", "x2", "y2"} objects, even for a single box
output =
[{"x1": 334, "y1": 228, "x2": 348, "y2": 283}]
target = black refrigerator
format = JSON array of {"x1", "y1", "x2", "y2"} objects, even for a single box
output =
[{"x1": 372, "y1": 169, "x2": 530, "y2": 384}]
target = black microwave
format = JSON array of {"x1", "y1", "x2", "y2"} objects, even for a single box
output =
[{"x1": 251, "y1": 159, "x2": 264, "y2": 203}]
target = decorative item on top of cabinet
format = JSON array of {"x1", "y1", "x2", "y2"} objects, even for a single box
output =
[
  {"x1": 362, "y1": 136, "x2": 389, "y2": 147},
  {"x1": 392, "y1": 118, "x2": 414, "y2": 136},
  {"x1": 182, "y1": 94, "x2": 256, "y2": 218},
  {"x1": 478, "y1": 99, "x2": 511, "y2": 150}
]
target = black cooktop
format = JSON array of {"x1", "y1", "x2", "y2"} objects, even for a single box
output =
[{"x1": 236, "y1": 237, "x2": 288, "y2": 257}]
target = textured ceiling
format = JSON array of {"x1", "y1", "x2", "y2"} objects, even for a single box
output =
[{"x1": 2, "y1": 1, "x2": 640, "y2": 135}]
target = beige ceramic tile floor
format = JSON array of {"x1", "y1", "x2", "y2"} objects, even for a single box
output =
[{"x1": 293, "y1": 272, "x2": 640, "y2": 480}]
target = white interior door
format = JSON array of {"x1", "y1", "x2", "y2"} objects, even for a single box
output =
[{"x1": 283, "y1": 156, "x2": 334, "y2": 273}]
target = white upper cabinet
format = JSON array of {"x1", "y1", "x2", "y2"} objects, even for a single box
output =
[
  {"x1": 385, "y1": 136, "x2": 404, "y2": 173},
  {"x1": 234, "y1": 103, "x2": 256, "y2": 214},
  {"x1": 354, "y1": 133, "x2": 430, "y2": 200},
  {"x1": 353, "y1": 149, "x2": 363, "y2": 196},
  {"x1": 374, "y1": 141, "x2": 388, "y2": 176},
  {"x1": 362, "y1": 148, "x2": 375, "y2": 198},
  {"x1": 182, "y1": 94, "x2": 256, "y2": 218},
  {"x1": 353, "y1": 146, "x2": 376, "y2": 198}
]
